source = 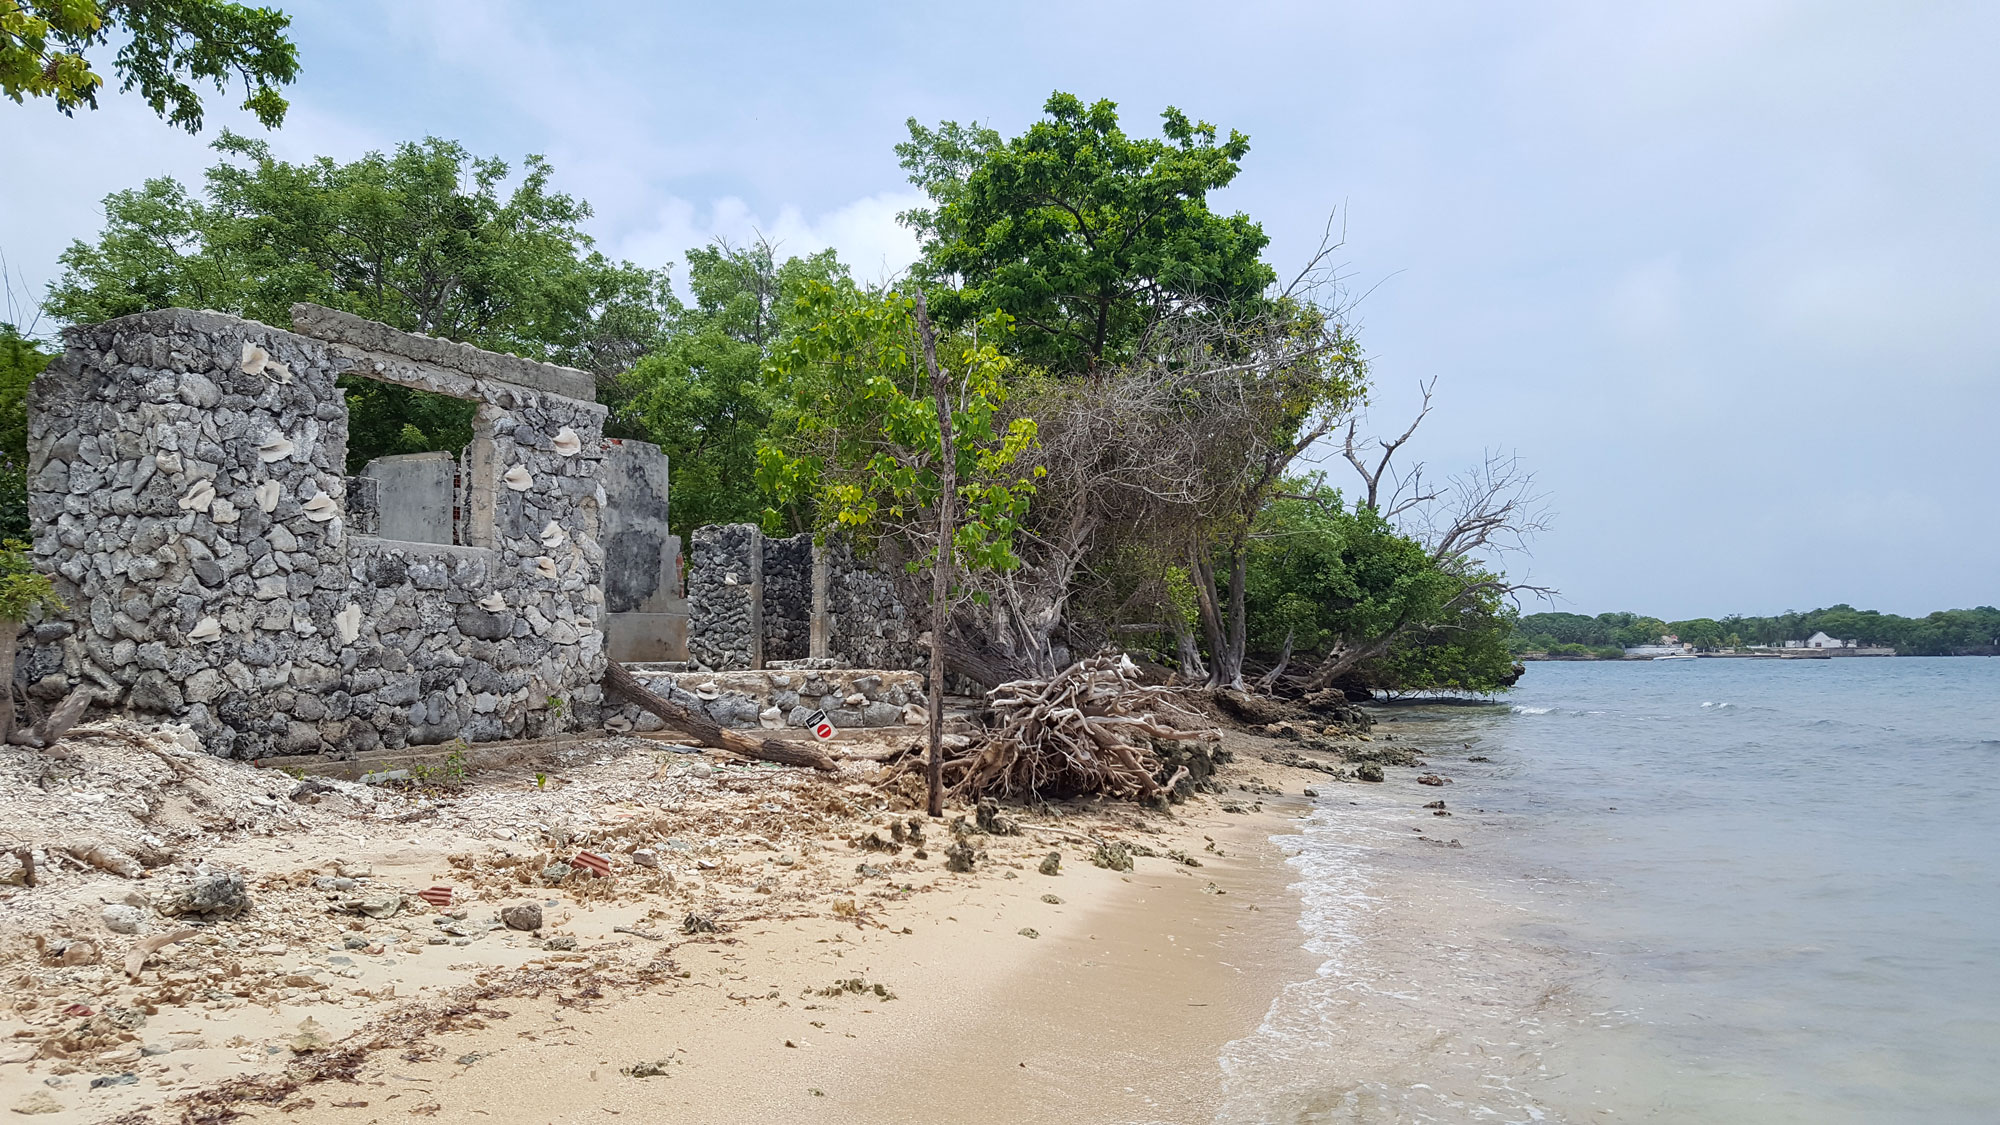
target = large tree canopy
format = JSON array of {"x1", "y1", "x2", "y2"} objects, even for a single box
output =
[
  {"x1": 47, "y1": 133, "x2": 669, "y2": 469},
  {"x1": 615, "y1": 239, "x2": 846, "y2": 538},
  {"x1": 899, "y1": 92, "x2": 1275, "y2": 375},
  {"x1": 2, "y1": 0, "x2": 299, "y2": 131},
  {"x1": 1245, "y1": 483, "x2": 1520, "y2": 695}
]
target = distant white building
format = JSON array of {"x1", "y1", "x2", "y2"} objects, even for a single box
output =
[{"x1": 1805, "y1": 631, "x2": 1853, "y2": 649}]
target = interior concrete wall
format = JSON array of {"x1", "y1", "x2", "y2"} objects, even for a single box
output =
[
  {"x1": 600, "y1": 438, "x2": 687, "y2": 662},
  {"x1": 357, "y1": 451, "x2": 454, "y2": 545}
]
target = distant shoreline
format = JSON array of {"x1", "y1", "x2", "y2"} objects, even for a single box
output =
[{"x1": 1518, "y1": 650, "x2": 1997, "y2": 661}]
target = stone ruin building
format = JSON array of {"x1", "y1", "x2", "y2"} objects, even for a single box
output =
[{"x1": 19, "y1": 303, "x2": 924, "y2": 761}]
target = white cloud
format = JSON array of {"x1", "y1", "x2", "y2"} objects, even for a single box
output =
[{"x1": 614, "y1": 191, "x2": 926, "y2": 291}]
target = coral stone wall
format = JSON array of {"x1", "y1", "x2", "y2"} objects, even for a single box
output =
[
  {"x1": 25, "y1": 305, "x2": 610, "y2": 758},
  {"x1": 823, "y1": 535, "x2": 925, "y2": 672},
  {"x1": 761, "y1": 532, "x2": 812, "y2": 663},
  {"x1": 683, "y1": 525, "x2": 924, "y2": 673},
  {"x1": 685, "y1": 523, "x2": 759, "y2": 671},
  {"x1": 607, "y1": 667, "x2": 926, "y2": 732}
]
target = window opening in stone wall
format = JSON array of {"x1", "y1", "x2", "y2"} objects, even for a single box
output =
[{"x1": 341, "y1": 377, "x2": 496, "y2": 550}]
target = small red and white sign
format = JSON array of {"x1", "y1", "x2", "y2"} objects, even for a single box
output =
[
  {"x1": 570, "y1": 851, "x2": 612, "y2": 879},
  {"x1": 804, "y1": 708, "x2": 837, "y2": 742},
  {"x1": 417, "y1": 885, "x2": 454, "y2": 908}
]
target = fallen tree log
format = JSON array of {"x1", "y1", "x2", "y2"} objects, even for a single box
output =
[{"x1": 602, "y1": 662, "x2": 839, "y2": 773}]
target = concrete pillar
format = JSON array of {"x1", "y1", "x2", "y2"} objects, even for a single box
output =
[
  {"x1": 462, "y1": 406, "x2": 500, "y2": 549},
  {"x1": 809, "y1": 538, "x2": 830, "y2": 660}
]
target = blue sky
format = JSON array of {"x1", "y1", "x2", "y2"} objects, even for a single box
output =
[{"x1": 5, "y1": 1, "x2": 1994, "y2": 619}]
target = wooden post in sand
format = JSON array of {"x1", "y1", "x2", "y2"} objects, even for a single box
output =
[{"x1": 914, "y1": 293, "x2": 954, "y2": 819}]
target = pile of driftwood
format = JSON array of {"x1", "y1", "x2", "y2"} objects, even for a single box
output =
[{"x1": 921, "y1": 655, "x2": 1219, "y2": 802}]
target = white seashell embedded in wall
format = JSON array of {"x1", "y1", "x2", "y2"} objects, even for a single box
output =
[
  {"x1": 240, "y1": 340, "x2": 290, "y2": 383},
  {"x1": 503, "y1": 465, "x2": 533, "y2": 492},
  {"x1": 257, "y1": 434, "x2": 295, "y2": 463},
  {"x1": 551, "y1": 427, "x2": 582, "y2": 457},
  {"x1": 478, "y1": 592, "x2": 508, "y2": 612},
  {"x1": 178, "y1": 479, "x2": 215, "y2": 513},
  {"x1": 301, "y1": 493, "x2": 339, "y2": 522},
  {"x1": 534, "y1": 556, "x2": 559, "y2": 579},
  {"x1": 254, "y1": 480, "x2": 280, "y2": 512},
  {"x1": 188, "y1": 617, "x2": 221, "y2": 643},
  {"x1": 539, "y1": 520, "x2": 567, "y2": 549},
  {"x1": 334, "y1": 604, "x2": 362, "y2": 644}
]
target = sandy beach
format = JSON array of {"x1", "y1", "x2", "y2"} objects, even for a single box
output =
[{"x1": 0, "y1": 720, "x2": 1334, "y2": 1124}]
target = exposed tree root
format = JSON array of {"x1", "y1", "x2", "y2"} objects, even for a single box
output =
[{"x1": 900, "y1": 655, "x2": 1219, "y2": 802}]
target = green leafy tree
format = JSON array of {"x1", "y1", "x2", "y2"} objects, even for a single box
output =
[
  {"x1": 899, "y1": 91, "x2": 1275, "y2": 374},
  {"x1": 1244, "y1": 482, "x2": 1519, "y2": 694},
  {"x1": 1611, "y1": 617, "x2": 1670, "y2": 648},
  {"x1": 757, "y1": 280, "x2": 1037, "y2": 572},
  {"x1": 616, "y1": 240, "x2": 847, "y2": 538},
  {"x1": 2, "y1": 0, "x2": 299, "y2": 131},
  {"x1": 0, "y1": 537, "x2": 62, "y2": 742},
  {"x1": 1669, "y1": 617, "x2": 1726, "y2": 650},
  {"x1": 761, "y1": 281, "x2": 1039, "y2": 813},
  {"x1": 0, "y1": 324, "x2": 50, "y2": 538},
  {"x1": 1366, "y1": 593, "x2": 1520, "y2": 695},
  {"x1": 47, "y1": 133, "x2": 670, "y2": 469}
]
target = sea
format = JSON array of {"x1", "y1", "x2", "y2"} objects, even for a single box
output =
[{"x1": 1214, "y1": 657, "x2": 2000, "y2": 1124}]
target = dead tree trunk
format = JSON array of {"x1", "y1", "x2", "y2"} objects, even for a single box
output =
[
  {"x1": 1256, "y1": 628, "x2": 1296, "y2": 693},
  {"x1": 916, "y1": 293, "x2": 954, "y2": 819},
  {"x1": 602, "y1": 661, "x2": 838, "y2": 772}
]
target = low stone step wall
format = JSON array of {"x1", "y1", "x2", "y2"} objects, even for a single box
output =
[{"x1": 607, "y1": 666, "x2": 927, "y2": 733}]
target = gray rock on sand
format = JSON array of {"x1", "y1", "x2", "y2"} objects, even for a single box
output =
[
  {"x1": 161, "y1": 871, "x2": 247, "y2": 919},
  {"x1": 101, "y1": 904, "x2": 145, "y2": 934},
  {"x1": 501, "y1": 903, "x2": 543, "y2": 931}
]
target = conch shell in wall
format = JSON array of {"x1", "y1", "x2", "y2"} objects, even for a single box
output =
[
  {"x1": 551, "y1": 427, "x2": 582, "y2": 457},
  {"x1": 503, "y1": 465, "x2": 534, "y2": 491},
  {"x1": 257, "y1": 434, "x2": 296, "y2": 463},
  {"x1": 239, "y1": 341, "x2": 291, "y2": 383},
  {"x1": 478, "y1": 592, "x2": 508, "y2": 612},
  {"x1": 301, "y1": 493, "x2": 339, "y2": 522},
  {"x1": 178, "y1": 479, "x2": 216, "y2": 513},
  {"x1": 533, "y1": 556, "x2": 559, "y2": 580},
  {"x1": 539, "y1": 520, "x2": 567, "y2": 549}
]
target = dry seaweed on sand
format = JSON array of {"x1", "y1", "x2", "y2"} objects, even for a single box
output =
[{"x1": 894, "y1": 655, "x2": 1220, "y2": 802}]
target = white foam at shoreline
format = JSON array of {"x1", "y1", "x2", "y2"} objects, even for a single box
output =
[{"x1": 1213, "y1": 793, "x2": 1568, "y2": 1124}]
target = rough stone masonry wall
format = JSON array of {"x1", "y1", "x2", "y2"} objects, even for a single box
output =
[
  {"x1": 24, "y1": 305, "x2": 610, "y2": 759},
  {"x1": 760, "y1": 532, "x2": 812, "y2": 663},
  {"x1": 823, "y1": 534, "x2": 925, "y2": 672},
  {"x1": 685, "y1": 523, "x2": 758, "y2": 671},
  {"x1": 607, "y1": 667, "x2": 926, "y2": 732},
  {"x1": 683, "y1": 526, "x2": 925, "y2": 673}
]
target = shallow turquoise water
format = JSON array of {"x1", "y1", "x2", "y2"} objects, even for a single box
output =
[{"x1": 1220, "y1": 657, "x2": 2000, "y2": 1123}]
